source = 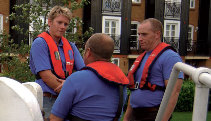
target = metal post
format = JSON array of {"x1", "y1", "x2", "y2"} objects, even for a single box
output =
[
  {"x1": 155, "y1": 62, "x2": 211, "y2": 121},
  {"x1": 192, "y1": 86, "x2": 209, "y2": 121}
]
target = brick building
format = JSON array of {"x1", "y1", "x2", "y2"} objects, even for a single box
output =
[{"x1": 1, "y1": 0, "x2": 211, "y2": 75}]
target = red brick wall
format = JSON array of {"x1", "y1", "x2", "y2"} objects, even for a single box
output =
[
  {"x1": 131, "y1": 0, "x2": 145, "y2": 22},
  {"x1": 0, "y1": 0, "x2": 10, "y2": 34}
]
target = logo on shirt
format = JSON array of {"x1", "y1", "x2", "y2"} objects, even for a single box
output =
[{"x1": 54, "y1": 51, "x2": 61, "y2": 60}]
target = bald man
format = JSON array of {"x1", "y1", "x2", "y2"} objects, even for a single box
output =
[{"x1": 50, "y1": 33, "x2": 129, "y2": 121}]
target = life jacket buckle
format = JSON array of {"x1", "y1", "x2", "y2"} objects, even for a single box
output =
[{"x1": 135, "y1": 82, "x2": 139, "y2": 89}]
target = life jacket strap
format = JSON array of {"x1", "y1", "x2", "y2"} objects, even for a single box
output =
[{"x1": 131, "y1": 82, "x2": 165, "y2": 91}]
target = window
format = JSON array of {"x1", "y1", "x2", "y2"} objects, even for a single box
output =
[
  {"x1": 164, "y1": 20, "x2": 180, "y2": 38},
  {"x1": 66, "y1": 19, "x2": 77, "y2": 34},
  {"x1": 130, "y1": 21, "x2": 139, "y2": 50},
  {"x1": 166, "y1": 24, "x2": 176, "y2": 37},
  {"x1": 29, "y1": 16, "x2": 47, "y2": 45},
  {"x1": 102, "y1": 16, "x2": 121, "y2": 53},
  {"x1": 190, "y1": 0, "x2": 195, "y2": 8},
  {"x1": 164, "y1": 20, "x2": 180, "y2": 51},
  {"x1": 132, "y1": 0, "x2": 141, "y2": 3},
  {"x1": 111, "y1": 58, "x2": 120, "y2": 66},
  {"x1": 187, "y1": 25, "x2": 194, "y2": 51},
  {"x1": 0, "y1": 14, "x2": 3, "y2": 34}
]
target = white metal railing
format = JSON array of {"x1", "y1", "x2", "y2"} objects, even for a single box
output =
[{"x1": 155, "y1": 62, "x2": 211, "y2": 121}]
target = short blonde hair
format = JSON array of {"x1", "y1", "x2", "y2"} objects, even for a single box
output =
[{"x1": 48, "y1": 6, "x2": 72, "y2": 21}]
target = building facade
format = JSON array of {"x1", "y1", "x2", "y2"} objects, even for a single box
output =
[{"x1": 1, "y1": 0, "x2": 211, "y2": 75}]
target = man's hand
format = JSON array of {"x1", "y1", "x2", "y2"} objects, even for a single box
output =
[{"x1": 54, "y1": 79, "x2": 65, "y2": 93}]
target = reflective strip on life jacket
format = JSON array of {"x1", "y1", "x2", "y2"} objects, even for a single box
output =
[
  {"x1": 128, "y1": 42, "x2": 174, "y2": 91},
  {"x1": 37, "y1": 32, "x2": 74, "y2": 79},
  {"x1": 82, "y1": 61, "x2": 129, "y2": 85}
]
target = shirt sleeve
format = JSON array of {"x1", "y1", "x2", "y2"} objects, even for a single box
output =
[
  {"x1": 69, "y1": 42, "x2": 85, "y2": 70},
  {"x1": 30, "y1": 37, "x2": 52, "y2": 74},
  {"x1": 162, "y1": 51, "x2": 184, "y2": 80},
  {"x1": 51, "y1": 75, "x2": 76, "y2": 118}
]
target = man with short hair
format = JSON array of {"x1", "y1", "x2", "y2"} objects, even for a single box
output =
[
  {"x1": 29, "y1": 6, "x2": 85, "y2": 118},
  {"x1": 49, "y1": 33, "x2": 129, "y2": 121},
  {"x1": 123, "y1": 18, "x2": 184, "y2": 121}
]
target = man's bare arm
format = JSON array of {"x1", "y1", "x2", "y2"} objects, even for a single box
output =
[
  {"x1": 49, "y1": 114, "x2": 63, "y2": 121},
  {"x1": 39, "y1": 70, "x2": 62, "y2": 93},
  {"x1": 162, "y1": 79, "x2": 183, "y2": 121}
]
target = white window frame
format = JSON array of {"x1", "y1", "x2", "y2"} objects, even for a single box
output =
[
  {"x1": 132, "y1": 0, "x2": 141, "y2": 4},
  {"x1": 130, "y1": 21, "x2": 140, "y2": 50},
  {"x1": 188, "y1": 25, "x2": 194, "y2": 42},
  {"x1": 190, "y1": 0, "x2": 195, "y2": 9},
  {"x1": 111, "y1": 58, "x2": 120, "y2": 66},
  {"x1": 187, "y1": 25, "x2": 194, "y2": 51},
  {"x1": 102, "y1": 16, "x2": 121, "y2": 53},
  {"x1": 164, "y1": 20, "x2": 180, "y2": 38},
  {"x1": 0, "y1": 14, "x2": 3, "y2": 34},
  {"x1": 102, "y1": 16, "x2": 121, "y2": 35}
]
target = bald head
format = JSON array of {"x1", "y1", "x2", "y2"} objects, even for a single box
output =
[{"x1": 86, "y1": 33, "x2": 114, "y2": 60}]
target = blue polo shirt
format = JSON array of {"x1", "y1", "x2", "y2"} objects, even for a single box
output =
[
  {"x1": 130, "y1": 49, "x2": 184, "y2": 108},
  {"x1": 29, "y1": 37, "x2": 85, "y2": 95},
  {"x1": 51, "y1": 69, "x2": 127, "y2": 121}
]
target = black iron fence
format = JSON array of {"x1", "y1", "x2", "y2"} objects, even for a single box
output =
[
  {"x1": 109, "y1": 34, "x2": 120, "y2": 53},
  {"x1": 164, "y1": 1, "x2": 181, "y2": 19}
]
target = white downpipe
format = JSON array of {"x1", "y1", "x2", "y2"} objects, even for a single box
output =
[{"x1": 155, "y1": 62, "x2": 211, "y2": 121}]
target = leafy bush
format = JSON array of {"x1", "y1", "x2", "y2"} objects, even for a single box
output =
[{"x1": 175, "y1": 79, "x2": 195, "y2": 112}]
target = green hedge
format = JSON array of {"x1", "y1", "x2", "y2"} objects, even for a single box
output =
[{"x1": 175, "y1": 79, "x2": 195, "y2": 112}]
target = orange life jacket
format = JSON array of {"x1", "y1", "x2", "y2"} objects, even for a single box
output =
[
  {"x1": 37, "y1": 32, "x2": 74, "y2": 79},
  {"x1": 82, "y1": 61, "x2": 129, "y2": 85},
  {"x1": 72, "y1": 61, "x2": 129, "y2": 121},
  {"x1": 127, "y1": 43, "x2": 174, "y2": 91}
]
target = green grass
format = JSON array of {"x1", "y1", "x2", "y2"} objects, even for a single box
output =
[
  {"x1": 171, "y1": 111, "x2": 211, "y2": 121},
  {"x1": 121, "y1": 111, "x2": 211, "y2": 121}
]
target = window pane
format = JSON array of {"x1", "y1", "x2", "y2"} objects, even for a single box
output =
[
  {"x1": 172, "y1": 25, "x2": 175, "y2": 30},
  {"x1": 171, "y1": 31, "x2": 175, "y2": 36},
  {"x1": 105, "y1": 28, "x2": 109, "y2": 33},
  {"x1": 131, "y1": 30, "x2": 137, "y2": 35},
  {"x1": 111, "y1": 28, "x2": 116, "y2": 34},
  {"x1": 105, "y1": 21, "x2": 109, "y2": 27},
  {"x1": 166, "y1": 31, "x2": 170, "y2": 36},
  {"x1": 112, "y1": 21, "x2": 116, "y2": 27},
  {"x1": 166, "y1": 25, "x2": 170, "y2": 30},
  {"x1": 130, "y1": 36, "x2": 137, "y2": 40},
  {"x1": 131, "y1": 24, "x2": 137, "y2": 29},
  {"x1": 188, "y1": 27, "x2": 191, "y2": 32}
]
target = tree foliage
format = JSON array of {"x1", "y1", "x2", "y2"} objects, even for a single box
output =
[{"x1": 0, "y1": 0, "x2": 93, "y2": 82}]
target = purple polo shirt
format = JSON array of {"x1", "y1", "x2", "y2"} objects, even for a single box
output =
[
  {"x1": 130, "y1": 49, "x2": 184, "y2": 108},
  {"x1": 29, "y1": 37, "x2": 85, "y2": 95},
  {"x1": 51, "y1": 69, "x2": 127, "y2": 121}
]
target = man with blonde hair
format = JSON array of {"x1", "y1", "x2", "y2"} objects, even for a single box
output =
[{"x1": 30, "y1": 6, "x2": 85, "y2": 118}]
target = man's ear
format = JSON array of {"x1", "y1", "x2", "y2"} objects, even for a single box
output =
[
  {"x1": 155, "y1": 31, "x2": 161, "y2": 40},
  {"x1": 86, "y1": 48, "x2": 92, "y2": 57},
  {"x1": 48, "y1": 19, "x2": 52, "y2": 27}
]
